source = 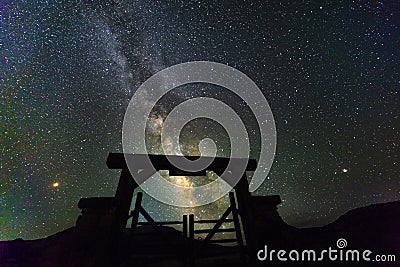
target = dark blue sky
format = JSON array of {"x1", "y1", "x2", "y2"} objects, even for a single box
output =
[{"x1": 1, "y1": 0, "x2": 399, "y2": 239}]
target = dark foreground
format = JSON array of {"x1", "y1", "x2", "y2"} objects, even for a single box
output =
[{"x1": 1, "y1": 200, "x2": 399, "y2": 267}]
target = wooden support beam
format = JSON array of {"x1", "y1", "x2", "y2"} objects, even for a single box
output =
[
  {"x1": 189, "y1": 214, "x2": 194, "y2": 240},
  {"x1": 202, "y1": 206, "x2": 232, "y2": 244},
  {"x1": 130, "y1": 192, "x2": 142, "y2": 235},
  {"x1": 114, "y1": 168, "x2": 136, "y2": 235},
  {"x1": 188, "y1": 214, "x2": 195, "y2": 267},
  {"x1": 229, "y1": 192, "x2": 244, "y2": 248},
  {"x1": 234, "y1": 173, "x2": 255, "y2": 254},
  {"x1": 139, "y1": 207, "x2": 158, "y2": 230},
  {"x1": 182, "y1": 215, "x2": 188, "y2": 238}
]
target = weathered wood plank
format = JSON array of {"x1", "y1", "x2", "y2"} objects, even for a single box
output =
[
  {"x1": 194, "y1": 219, "x2": 234, "y2": 224},
  {"x1": 209, "y1": 238, "x2": 238, "y2": 244},
  {"x1": 194, "y1": 228, "x2": 236, "y2": 234},
  {"x1": 106, "y1": 153, "x2": 257, "y2": 172},
  {"x1": 202, "y1": 206, "x2": 232, "y2": 244}
]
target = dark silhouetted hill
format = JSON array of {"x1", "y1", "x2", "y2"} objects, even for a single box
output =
[{"x1": 1, "y1": 201, "x2": 399, "y2": 267}]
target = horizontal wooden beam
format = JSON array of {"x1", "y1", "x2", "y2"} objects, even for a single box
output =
[
  {"x1": 194, "y1": 228, "x2": 236, "y2": 234},
  {"x1": 194, "y1": 219, "x2": 234, "y2": 224},
  {"x1": 106, "y1": 153, "x2": 257, "y2": 172},
  {"x1": 169, "y1": 169, "x2": 207, "y2": 177},
  {"x1": 209, "y1": 238, "x2": 238, "y2": 244},
  {"x1": 137, "y1": 221, "x2": 183, "y2": 225}
]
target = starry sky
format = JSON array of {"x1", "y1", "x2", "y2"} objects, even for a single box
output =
[{"x1": 1, "y1": 0, "x2": 399, "y2": 240}]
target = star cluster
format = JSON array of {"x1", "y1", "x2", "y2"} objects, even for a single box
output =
[{"x1": 1, "y1": 0, "x2": 399, "y2": 239}]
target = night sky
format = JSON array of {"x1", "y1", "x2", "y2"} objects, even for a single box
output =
[{"x1": 2, "y1": 0, "x2": 399, "y2": 240}]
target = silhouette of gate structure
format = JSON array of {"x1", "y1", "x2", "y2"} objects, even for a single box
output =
[
  {"x1": 76, "y1": 153, "x2": 264, "y2": 265},
  {"x1": 128, "y1": 190, "x2": 245, "y2": 265}
]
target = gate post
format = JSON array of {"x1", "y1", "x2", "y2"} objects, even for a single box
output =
[{"x1": 234, "y1": 174, "x2": 255, "y2": 255}]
